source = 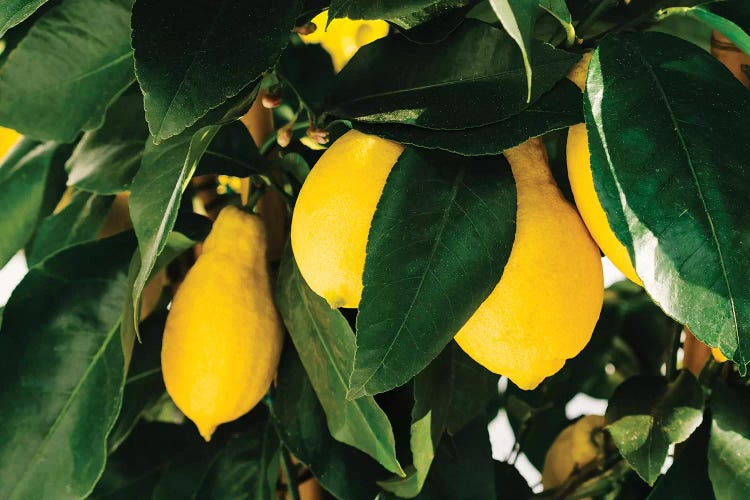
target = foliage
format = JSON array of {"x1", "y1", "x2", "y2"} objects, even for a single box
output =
[{"x1": 1, "y1": 0, "x2": 750, "y2": 499}]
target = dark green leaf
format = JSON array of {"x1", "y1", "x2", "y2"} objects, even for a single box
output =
[
  {"x1": 272, "y1": 344, "x2": 383, "y2": 500},
  {"x1": 66, "y1": 91, "x2": 150, "y2": 194},
  {"x1": 649, "y1": 419, "x2": 714, "y2": 500},
  {"x1": 540, "y1": 0, "x2": 574, "y2": 44},
  {"x1": 605, "y1": 371, "x2": 705, "y2": 485},
  {"x1": 129, "y1": 126, "x2": 219, "y2": 334},
  {"x1": 494, "y1": 461, "x2": 532, "y2": 499},
  {"x1": 657, "y1": 6, "x2": 750, "y2": 56},
  {"x1": 708, "y1": 382, "x2": 750, "y2": 499},
  {"x1": 380, "y1": 342, "x2": 498, "y2": 496},
  {"x1": 196, "y1": 121, "x2": 264, "y2": 177},
  {"x1": 276, "y1": 247, "x2": 404, "y2": 476},
  {"x1": 330, "y1": 19, "x2": 579, "y2": 129},
  {"x1": 0, "y1": 233, "x2": 135, "y2": 499},
  {"x1": 585, "y1": 31, "x2": 750, "y2": 369},
  {"x1": 278, "y1": 43, "x2": 335, "y2": 116},
  {"x1": 488, "y1": 0, "x2": 540, "y2": 100},
  {"x1": 0, "y1": 140, "x2": 62, "y2": 267},
  {"x1": 0, "y1": 0, "x2": 135, "y2": 142},
  {"x1": 354, "y1": 79, "x2": 582, "y2": 156},
  {"x1": 91, "y1": 422, "x2": 200, "y2": 499},
  {"x1": 122, "y1": 231, "x2": 196, "y2": 360},
  {"x1": 131, "y1": 0, "x2": 300, "y2": 142},
  {"x1": 26, "y1": 190, "x2": 114, "y2": 267},
  {"x1": 108, "y1": 310, "x2": 168, "y2": 453},
  {"x1": 329, "y1": 0, "x2": 471, "y2": 29},
  {"x1": 397, "y1": 6, "x2": 470, "y2": 44},
  {"x1": 711, "y1": 0, "x2": 750, "y2": 34},
  {"x1": 506, "y1": 393, "x2": 570, "y2": 470},
  {"x1": 0, "y1": 0, "x2": 49, "y2": 37},
  {"x1": 349, "y1": 148, "x2": 516, "y2": 397}
]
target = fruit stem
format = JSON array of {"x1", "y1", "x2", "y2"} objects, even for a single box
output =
[{"x1": 279, "y1": 445, "x2": 301, "y2": 500}]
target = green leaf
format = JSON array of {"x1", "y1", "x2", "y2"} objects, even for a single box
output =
[
  {"x1": 0, "y1": 233, "x2": 135, "y2": 499},
  {"x1": 131, "y1": 0, "x2": 300, "y2": 142},
  {"x1": 649, "y1": 420, "x2": 714, "y2": 500},
  {"x1": 708, "y1": 382, "x2": 750, "y2": 499},
  {"x1": 0, "y1": 0, "x2": 49, "y2": 37},
  {"x1": 108, "y1": 310, "x2": 168, "y2": 453},
  {"x1": 605, "y1": 371, "x2": 705, "y2": 485},
  {"x1": 91, "y1": 422, "x2": 200, "y2": 499},
  {"x1": 129, "y1": 126, "x2": 219, "y2": 334},
  {"x1": 330, "y1": 19, "x2": 579, "y2": 130},
  {"x1": 0, "y1": 140, "x2": 64, "y2": 268},
  {"x1": 122, "y1": 231, "x2": 196, "y2": 361},
  {"x1": 26, "y1": 190, "x2": 115, "y2": 267},
  {"x1": 195, "y1": 120, "x2": 264, "y2": 177},
  {"x1": 710, "y1": 0, "x2": 750, "y2": 34},
  {"x1": 0, "y1": 0, "x2": 135, "y2": 142},
  {"x1": 584, "y1": 31, "x2": 750, "y2": 369},
  {"x1": 354, "y1": 79, "x2": 582, "y2": 156},
  {"x1": 328, "y1": 0, "x2": 471, "y2": 29},
  {"x1": 494, "y1": 461, "x2": 533, "y2": 499},
  {"x1": 379, "y1": 343, "x2": 498, "y2": 497},
  {"x1": 657, "y1": 6, "x2": 750, "y2": 56},
  {"x1": 66, "y1": 91, "x2": 150, "y2": 194},
  {"x1": 539, "y1": 0, "x2": 575, "y2": 45},
  {"x1": 349, "y1": 148, "x2": 516, "y2": 397},
  {"x1": 271, "y1": 345, "x2": 382, "y2": 500},
  {"x1": 488, "y1": 0, "x2": 540, "y2": 100},
  {"x1": 276, "y1": 247, "x2": 404, "y2": 476}
]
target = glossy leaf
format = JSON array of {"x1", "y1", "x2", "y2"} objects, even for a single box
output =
[
  {"x1": 649, "y1": 420, "x2": 714, "y2": 500},
  {"x1": 0, "y1": 0, "x2": 49, "y2": 37},
  {"x1": 122, "y1": 231, "x2": 196, "y2": 359},
  {"x1": 605, "y1": 371, "x2": 704, "y2": 485},
  {"x1": 328, "y1": 0, "x2": 470, "y2": 29},
  {"x1": 657, "y1": 6, "x2": 750, "y2": 56},
  {"x1": 379, "y1": 342, "x2": 498, "y2": 497},
  {"x1": 129, "y1": 126, "x2": 219, "y2": 332},
  {"x1": 488, "y1": 0, "x2": 540, "y2": 99},
  {"x1": 276, "y1": 248, "x2": 404, "y2": 476},
  {"x1": 66, "y1": 91, "x2": 150, "y2": 194},
  {"x1": 271, "y1": 345, "x2": 383, "y2": 500},
  {"x1": 0, "y1": 140, "x2": 62, "y2": 268},
  {"x1": 585, "y1": 32, "x2": 750, "y2": 368},
  {"x1": 349, "y1": 148, "x2": 516, "y2": 397},
  {"x1": 0, "y1": 0, "x2": 135, "y2": 142},
  {"x1": 540, "y1": 0, "x2": 574, "y2": 43},
  {"x1": 0, "y1": 233, "x2": 135, "y2": 499},
  {"x1": 132, "y1": 0, "x2": 300, "y2": 142},
  {"x1": 330, "y1": 19, "x2": 579, "y2": 129},
  {"x1": 26, "y1": 190, "x2": 115, "y2": 267},
  {"x1": 195, "y1": 121, "x2": 264, "y2": 177},
  {"x1": 91, "y1": 422, "x2": 200, "y2": 499},
  {"x1": 354, "y1": 79, "x2": 582, "y2": 156},
  {"x1": 109, "y1": 310, "x2": 168, "y2": 453},
  {"x1": 708, "y1": 382, "x2": 750, "y2": 499}
]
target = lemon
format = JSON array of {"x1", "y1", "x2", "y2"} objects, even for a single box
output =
[
  {"x1": 0, "y1": 126, "x2": 21, "y2": 160},
  {"x1": 300, "y1": 10, "x2": 389, "y2": 72},
  {"x1": 162, "y1": 205, "x2": 284, "y2": 440},
  {"x1": 566, "y1": 54, "x2": 642, "y2": 285},
  {"x1": 291, "y1": 129, "x2": 404, "y2": 308},
  {"x1": 542, "y1": 415, "x2": 606, "y2": 489},
  {"x1": 454, "y1": 138, "x2": 604, "y2": 390}
]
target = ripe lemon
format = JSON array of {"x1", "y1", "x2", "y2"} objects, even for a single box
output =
[
  {"x1": 0, "y1": 126, "x2": 21, "y2": 160},
  {"x1": 162, "y1": 205, "x2": 284, "y2": 440},
  {"x1": 566, "y1": 53, "x2": 642, "y2": 285},
  {"x1": 300, "y1": 10, "x2": 389, "y2": 72},
  {"x1": 454, "y1": 138, "x2": 604, "y2": 390},
  {"x1": 290, "y1": 129, "x2": 404, "y2": 308},
  {"x1": 542, "y1": 415, "x2": 606, "y2": 489}
]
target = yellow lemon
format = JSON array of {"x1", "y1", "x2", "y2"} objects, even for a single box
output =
[
  {"x1": 542, "y1": 415, "x2": 606, "y2": 489},
  {"x1": 0, "y1": 126, "x2": 21, "y2": 160},
  {"x1": 566, "y1": 53, "x2": 642, "y2": 285},
  {"x1": 162, "y1": 205, "x2": 284, "y2": 440},
  {"x1": 300, "y1": 10, "x2": 389, "y2": 72},
  {"x1": 291, "y1": 129, "x2": 404, "y2": 308},
  {"x1": 454, "y1": 138, "x2": 604, "y2": 390}
]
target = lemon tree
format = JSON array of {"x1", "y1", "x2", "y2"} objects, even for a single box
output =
[{"x1": 1, "y1": 1, "x2": 750, "y2": 499}]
